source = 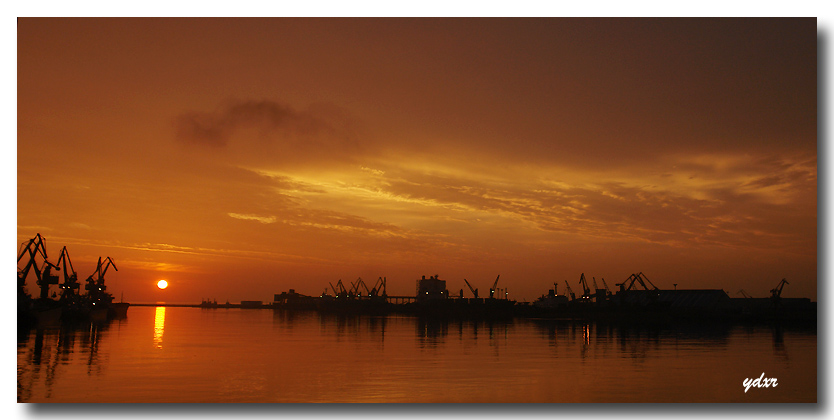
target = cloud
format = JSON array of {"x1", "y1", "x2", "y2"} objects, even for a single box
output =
[
  {"x1": 174, "y1": 99, "x2": 366, "y2": 167},
  {"x1": 228, "y1": 213, "x2": 277, "y2": 224},
  {"x1": 254, "y1": 151, "x2": 814, "y2": 255},
  {"x1": 170, "y1": 98, "x2": 814, "y2": 261}
]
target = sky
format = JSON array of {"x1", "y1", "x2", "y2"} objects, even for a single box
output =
[{"x1": 16, "y1": 17, "x2": 818, "y2": 303}]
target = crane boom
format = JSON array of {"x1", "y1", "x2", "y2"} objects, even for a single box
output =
[
  {"x1": 563, "y1": 280, "x2": 575, "y2": 301},
  {"x1": 371, "y1": 277, "x2": 387, "y2": 296},
  {"x1": 354, "y1": 278, "x2": 371, "y2": 296},
  {"x1": 18, "y1": 234, "x2": 49, "y2": 288},
  {"x1": 637, "y1": 272, "x2": 659, "y2": 290},
  {"x1": 100, "y1": 257, "x2": 118, "y2": 277},
  {"x1": 334, "y1": 279, "x2": 348, "y2": 297},
  {"x1": 617, "y1": 272, "x2": 659, "y2": 292},
  {"x1": 770, "y1": 278, "x2": 789, "y2": 299},
  {"x1": 489, "y1": 275, "x2": 500, "y2": 298},
  {"x1": 463, "y1": 279, "x2": 478, "y2": 298},
  {"x1": 578, "y1": 273, "x2": 591, "y2": 297}
]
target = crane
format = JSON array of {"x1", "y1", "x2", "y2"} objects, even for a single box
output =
[
  {"x1": 330, "y1": 279, "x2": 348, "y2": 298},
  {"x1": 616, "y1": 272, "x2": 659, "y2": 292},
  {"x1": 770, "y1": 278, "x2": 789, "y2": 299},
  {"x1": 38, "y1": 260, "x2": 61, "y2": 300},
  {"x1": 563, "y1": 280, "x2": 575, "y2": 301},
  {"x1": 18, "y1": 234, "x2": 60, "y2": 300},
  {"x1": 56, "y1": 246, "x2": 80, "y2": 298},
  {"x1": 463, "y1": 278, "x2": 479, "y2": 298},
  {"x1": 370, "y1": 277, "x2": 387, "y2": 297},
  {"x1": 601, "y1": 278, "x2": 612, "y2": 296},
  {"x1": 85, "y1": 257, "x2": 118, "y2": 306},
  {"x1": 351, "y1": 277, "x2": 371, "y2": 297},
  {"x1": 489, "y1": 275, "x2": 500, "y2": 299},
  {"x1": 18, "y1": 233, "x2": 49, "y2": 291},
  {"x1": 18, "y1": 233, "x2": 47, "y2": 264},
  {"x1": 737, "y1": 289, "x2": 753, "y2": 299},
  {"x1": 578, "y1": 273, "x2": 592, "y2": 300},
  {"x1": 349, "y1": 278, "x2": 362, "y2": 296}
]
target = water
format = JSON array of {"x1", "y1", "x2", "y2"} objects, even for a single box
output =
[{"x1": 17, "y1": 306, "x2": 816, "y2": 403}]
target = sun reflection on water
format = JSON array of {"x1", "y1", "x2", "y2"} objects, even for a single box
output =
[{"x1": 153, "y1": 307, "x2": 165, "y2": 349}]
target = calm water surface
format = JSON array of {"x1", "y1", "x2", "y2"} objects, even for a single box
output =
[{"x1": 17, "y1": 306, "x2": 816, "y2": 403}]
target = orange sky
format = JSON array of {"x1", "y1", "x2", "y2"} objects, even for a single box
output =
[{"x1": 17, "y1": 18, "x2": 817, "y2": 303}]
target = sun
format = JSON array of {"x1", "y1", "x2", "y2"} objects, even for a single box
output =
[{"x1": 157, "y1": 280, "x2": 169, "y2": 290}]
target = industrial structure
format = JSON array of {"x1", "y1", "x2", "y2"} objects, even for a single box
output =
[{"x1": 17, "y1": 233, "x2": 129, "y2": 327}]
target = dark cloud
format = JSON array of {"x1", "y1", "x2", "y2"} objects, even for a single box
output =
[{"x1": 174, "y1": 99, "x2": 366, "y2": 166}]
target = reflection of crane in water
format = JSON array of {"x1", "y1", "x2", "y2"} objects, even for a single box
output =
[{"x1": 580, "y1": 323, "x2": 591, "y2": 359}]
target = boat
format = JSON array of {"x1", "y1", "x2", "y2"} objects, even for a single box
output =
[{"x1": 108, "y1": 302, "x2": 130, "y2": 318}]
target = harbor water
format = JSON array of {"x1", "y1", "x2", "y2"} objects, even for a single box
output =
[{"x1": 17, "y1": 306, "x2": 816, "y2": 403}]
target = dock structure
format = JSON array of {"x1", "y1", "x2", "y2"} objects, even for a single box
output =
[
  {"x1": 141, "y1": 273, "x2": 815, "y2": 324},
  {"x1": 386, "y1": 296, "x2": 416, "y2": 304},
  {"x1": 416, "y1": 275, "x2": 448, "y2": 302}
]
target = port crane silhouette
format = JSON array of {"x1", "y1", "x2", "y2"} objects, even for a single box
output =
[
  {"x1": 85, "y1": 257, "x2": 118, "y2": 306},
  {"x1": 563, "y1": 280, "x2": 576, "y2": 301},
  {"x1": 463, "y1": 278, "x2": 478, "y2": 298},
  {"x1": 616, "y1": 272, "x2": 659, "y2": 292},
  {"x1": 770, "y1": 278, "x2": 789, "y2": 299},
  {"x1": 18, "y1": 233, "x2": 60, "y2": 299},
  {"x1": 489, "y1": 275, "x2": 500, "y2": 299},
  {"x1": 55, "y1": 246, "x2": 80, "y2": 299},
  {"x1": 578, "y1": 273, "x2": 592, "y2": 300}
]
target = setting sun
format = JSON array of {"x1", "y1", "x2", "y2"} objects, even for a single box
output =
[{"x1": 157, "y1": 280, "x2": 169, "y2": 290}]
